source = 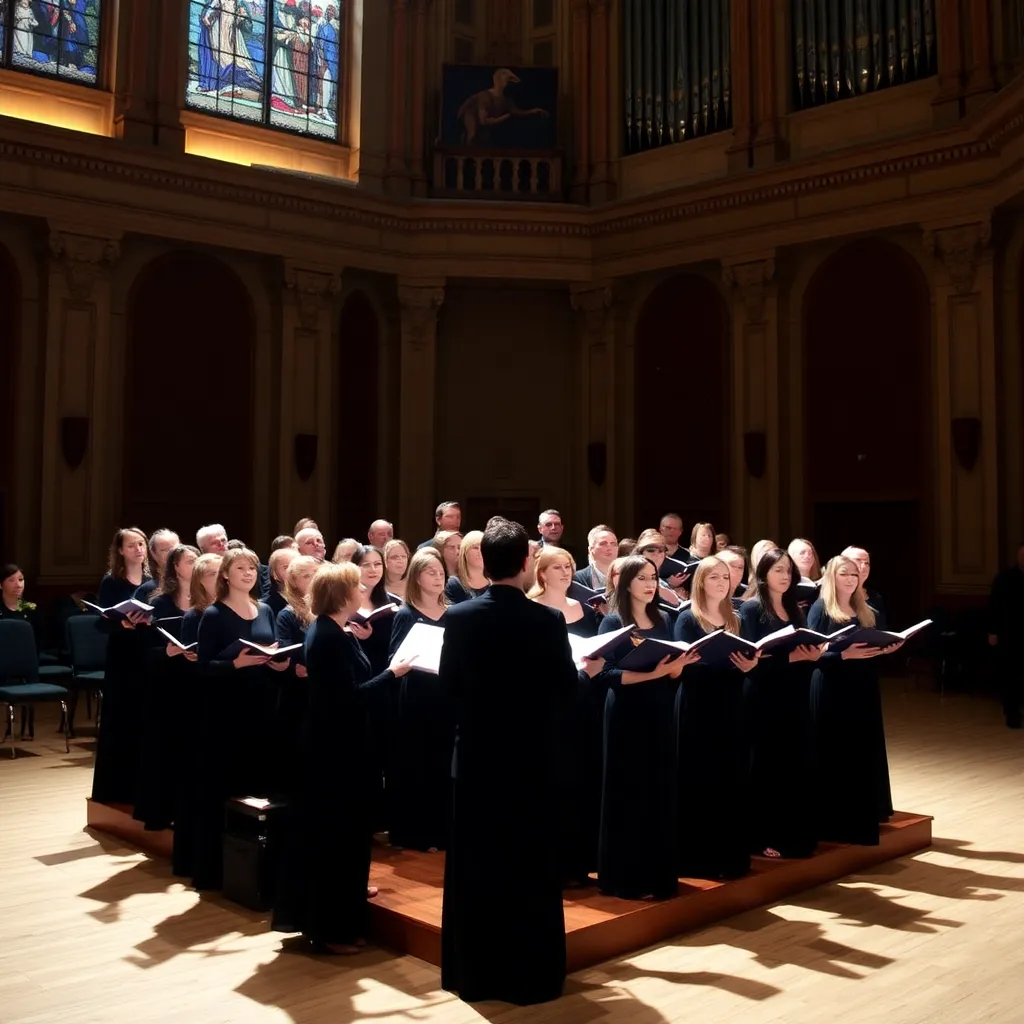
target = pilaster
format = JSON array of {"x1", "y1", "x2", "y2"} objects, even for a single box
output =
[
  {"x1": 588, "y1": 0, "x2": 615, "y2": 202},
  {"x1": 727, "y1": 0, "x2": 753, "y2": 171},
  {"x1": 722, "y1": 255, "x2": 780, "y2": 545},
  {"x1": 279, "y1": 263, "x2": 341, "y2": 533},
  {"x1": 750, "y1": 0, "x2": 785, "y2": 166},
  {"x1": 385, "y1": 0, "x2": 412, "y2": 194},
  {"x1": 571, "y1": 282, "x2": 616, "y2": 527},
  {"x1": 112, "y1": 0, "x2": 156, "y2": 145},
  {"x1": 409, "y1": 0, "x2": 431, "y2": 196},
  {"x1": 353, "y1": 0, "x2": 390, "y2": 191},
  {"x1": 397, "y1": 278, "x2": 445, "y2": 537},
  {"x1": 932, "y1": 0, "x2": 965, "y2": 123},
  {"x1": 40, "y1": 226, "x2": 121, "y2": 583},
  {"x1": 922, "y1": 217, "x2": 999, "y2": 592}
]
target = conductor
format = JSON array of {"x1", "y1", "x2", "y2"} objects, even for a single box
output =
[{"x1": 439, "y1": 518, "x2": 603, "y2": 1004}]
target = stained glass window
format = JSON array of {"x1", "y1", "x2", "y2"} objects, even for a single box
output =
[
  {"x1": 0, "y1": 0, "x2": 102, "y2": 84},
  {"x1": 185, "y1": 0, "x2": 343, "y2": 141}
]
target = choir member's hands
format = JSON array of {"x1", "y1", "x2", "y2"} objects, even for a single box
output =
[
  {"x1": 120, "y1": 610, "x2": 149, "y2": 630},
  {"x1": 878, "y1": 641, "x2": 904, "y2": 656},
  {"x1": 581, "y1": 656, "x2": 605, "y2": 678},
  {"x1": 658, "y1": 585, "x2": 680, "y2": 606},
  {"x1": 183, "y1": 650, "x2": 198, "y2": 662},
  {"x1": 592, "y1": 598, "x2": 609, "y2": 615},
  {"x1": 841, "y1": 643, "x2": 881, "y2": 660},
  {"x1": 651, "y1": 655, "x2": 676, "y2": 679},
  {"x1": 789, "y1": 644, "x2": 824, "y2": 663},
  {"x1": 668, "y1": 572, "x2": 688, "y2": 589},
  {"x1": 267, "y1": 657, "x2": 290, "y2": 672},
  {"x1": 388, "y1": 654, "x2": 417, "y2": 677},
  {"x1": 670, "y1": 650, "x2": 701, "y2": 677},
  {"x1": 730, "y1": 650, "x2": 760, "y2": 673},
  {"x1": 234, "y1": 649, "x2": 271, "y2": 669},
  {"x1": 295, "y1": 663, "x2": 308, "y2": 678},
  {"x1": 988, "y1": 633, "x2": 998, "y2": 647},
  {"x1": 166, "y1": 642, "x2": 184, "y2": 658},
  {"x1": 347, "y1": 621, "x2": 373, "y2": 641}
]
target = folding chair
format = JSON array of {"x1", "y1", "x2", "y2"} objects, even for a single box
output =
[{"x1": 0, "y1": 620, "x2": 70, "y2": 758}]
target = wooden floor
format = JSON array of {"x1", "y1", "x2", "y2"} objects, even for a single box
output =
[{"x1": 2, "y1": 685, "x2": 1024, "y2": 1022}]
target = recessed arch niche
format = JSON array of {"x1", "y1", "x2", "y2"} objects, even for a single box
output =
[
  {"x1": 802, "y1": 238, "x2": 931, "y2": 622},
  {"x1": 122, "y1": 251, "x2": 256, "y2": 546},
  {"x1": 633, "y1": 273, "x2": 730, "y2": 537}
]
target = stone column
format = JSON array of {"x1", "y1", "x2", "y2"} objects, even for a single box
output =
[
  {"x1": 727, "y1": 0, "x2": 753, "y2": 171},
  {"x1": 111, "y1": 0, "x2": 156, "y2": 145},
  {"x1": 397, "y1": 279, "x2": 445, "y2": 538},
  {"x1": 39, "y1": 228, "x2": 121, "y2": 583},
  {"x1": 571, "y1": 282, "x2": 617, "y2": 528},
  {"x1": 932, "y1": 0, "x2": 965, "y2": 123},
  {"x1": 279, "y1": 264, "x2": 341, "y2": 532},
  {"x1": 722, "y1": 256, "x2": 780, "y2": 545},
  {"x1": 409, "y1": 0, "x2": 431, "y2": 196},
  {"x1": 750, "y1": 0, "x2": 784, "y2": 166},
  {"x1": 353, "y1": 0, "x2": 390, "y2": 191},
  {"x1": 570, "y1": 0, "x2": 591, "y2": 201},
  {"x1": 385, "y1": 0, "x2": 411, "y2": 193},
  {"x1": 923, "y1": 219, "x2": 999, "y2": 593},
  {"x1": 588, "y1": 0, "x2": 615, "y2": 202}
]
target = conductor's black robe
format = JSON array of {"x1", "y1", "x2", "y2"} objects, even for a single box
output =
[
  {"x1": 439, "y1": 585, "x2": 576, "y2": 1005},
  {"x1": 738, "y1": 600, "x2": 816, "y2": 859},
  {"x1": 273, "y1": 616, "x2": 393, "y2": 946}
]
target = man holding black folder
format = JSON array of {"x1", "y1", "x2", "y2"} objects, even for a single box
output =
[{"x1": 439, "y1": 519, "x2": 603, "y2": 1005}]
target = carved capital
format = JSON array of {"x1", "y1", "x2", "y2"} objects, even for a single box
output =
[
  {"x1": 923, "y1": 220, "x2": 992, "y2": 295},
  {"x1": 284, "y1": 265, "x2": 340, "y2": 330},
  {"x1": 570, "y1": 282, "x2": 614, "y2": 341},
  {"x1": 398, "y1": 280, "x2": 445, "y2": 350},
  {"x1": 722, "y1": 259, "x2": 775, "y2": 322},
  {"x1": 48, "y1": 230, "x2": 120, "y2": 302}
]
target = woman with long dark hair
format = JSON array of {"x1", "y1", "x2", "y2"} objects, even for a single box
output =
[
  {"x1": 91, "y1": 527, "x2": 152, "y2": 805},
  {"x1": 673, "y1": 556, "x2": 759, "y2": 880},
  {"x1": 738, "y1": 547, "x2": 822, "y2": 860},
  {"x1": 596, "y1": 555, "x2": 694, "y2": 900}
]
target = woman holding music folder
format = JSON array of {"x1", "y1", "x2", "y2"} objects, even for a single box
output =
[
  {"x1": 91, "y1": 527, "x2": 153, "y2": 806},
  {"x1": 597, "y1": 555, "x2": 696, "y2": 901},
  {"x1": 173, "y1": 553, "x2": 221, "y2": 880},
  {"x1": 388, "y1": 548, "x2": 452, "y2": 852},
  {"x1": 632, "y1": 529, "x2": 687, "y2": 609},
  {"x1": 807, "y1": 556, "x2": 903, "y2": 846},
  {"x1": 674, "y1": 557, "x2": 759, "y2": 880},
  {"x1": 135, "y1": 543, "x2": 199, "y2": 832},
  {"x1": 273, "y1": 560, "x2": 415, "y2": 955},
  {"x1": 445, "y1": 531, "x2": 490, "y2": 605},
  {"x1": 738, "y1": 547, "x2": 823, "y2": 860},
  {"x1": 193, "y1": 548, "x2": 291, "y2": 889},
  {"x1": 349, "y1": 545, "x2": 400, "y2": 675}
]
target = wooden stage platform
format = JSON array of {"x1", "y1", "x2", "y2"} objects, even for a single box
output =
[{"x1": 86, "y1": 799, "x2": 932, "y2": 973}]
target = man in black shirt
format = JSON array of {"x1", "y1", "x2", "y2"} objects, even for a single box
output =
[{"x1": 988, "y1": 542, "x2": 1024, "y2": 728}]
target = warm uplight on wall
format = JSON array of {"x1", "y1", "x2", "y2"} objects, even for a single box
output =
[
  {"x1": 183, "y1": 117, "x2": 352, "y2": 183},
  {"x1": 0, "y1": 81, "x2": 112, "y2": 137}
]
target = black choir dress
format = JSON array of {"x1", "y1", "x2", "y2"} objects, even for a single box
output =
[
  {"x1": 738, "y1": 600, "x2": 817, "y2": 859},
  {"x1": 171, "y1": 607, "x2": 203, "y2": 878},
  {"x1": 388, "y1": 605, "x2": 452, "y2": 851},
  {"x1": 192, "y1": 601, "x2": 278, "y2": 889},
  {"x1": 439, "y1": 586, "x2": 576, "y2": 1005},
  {"x1": 561, "y1": 605, "x2": 602, "y2": 882},
  {"x1": 132, "y1": 594, "x2": 188, "y2": 831},
  {"x1": 673, "y1": 610, "x2": 751, "y2": 880},
  {"x1": 91, "y1": 574, "x2": 149, "y2": 805},
  {"x1": 444, "y1": 578, "x2": 489, "y2": 605},
  {"x1": 273, "y1": 616, "x2": 394, "y2": 948},
  {"x1": 807, "y1": 600, "x2": 891, "y2": 845},
  {"x1": 596, "y1": 613, "x2": 679, "y2": 901},
  {"x1": 274, "y1": 605, "x2": 309, "y2": 796},
  {"x1": 864, "y1": 589, "x2": 894, "y2": 819}
]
